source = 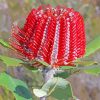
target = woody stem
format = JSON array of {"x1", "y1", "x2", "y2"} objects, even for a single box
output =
[{"x1": 40, "y1": 68, "x2": 55, "y2": 100}]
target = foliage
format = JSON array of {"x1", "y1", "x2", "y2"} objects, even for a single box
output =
[
  {"x1": 84, "y1": 66, "x2": 100, "y2": 75},
  {"x1": 0, "y1": 55, "x2": 23, "y2": 67},
  {"x1": 0, "y1": 72, "x2": 33, "y2": 100},
  {"x1": 0, "y1": 39, "x2": 11, "y2": 48},
  {"x1": 85, "y1": 36, "x2": 100, "y2": 57},
  {"x1": 33, "y1": 77, "x2": 74, "y2": 100}
]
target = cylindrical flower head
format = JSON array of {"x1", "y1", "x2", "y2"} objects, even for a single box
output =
[{"x1": 11, "y1": 5, "x2": 86, "y2": 68}]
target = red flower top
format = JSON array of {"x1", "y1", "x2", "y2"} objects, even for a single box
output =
[{"x1": 11, "y1": 5, "x2": 86, "y2": 68}]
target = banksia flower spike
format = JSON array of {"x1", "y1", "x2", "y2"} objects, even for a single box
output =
[{"x1": 10, "y1": 5, "x2": 86, "y2": 68}]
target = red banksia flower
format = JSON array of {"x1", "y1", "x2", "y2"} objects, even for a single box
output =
[{"x1": 11, "y1": 5, "x2": 86, "y2": 68}]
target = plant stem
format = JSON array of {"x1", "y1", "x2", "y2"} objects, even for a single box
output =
[{"x1": 40, "y1": 68, "x2": 55, "y2": 100}]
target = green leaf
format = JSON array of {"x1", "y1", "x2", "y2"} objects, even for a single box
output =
[
  {"x1": 59, "y1": 66, "x2": 75, "y2": 70},
  {"x1": 37, "y1": 59, "x2": 49, "y2": 67},
  {"x1": 33, "y1": 77, "x2": 74, "y2": 100},
  {"x1": 74, "y1": 61, "x2": 98, "y2": 66},
  {"x1": 0, "y1": 55, "x2": 38, "y2": 71},
  {"x1": 0, "y1": 55, "x2": 23, "y2": 67},
  {"x1": 0, "y1": 72, "x2": 32, "y2": 100},
  {"x1": 21, "y1": 62, "x2": 38, "y2": 71},
  {"x1": 85, "y1": 36, "x2": 100, "y2": 57},
  {"x1": 49, "y1": 78, "x2": 73, "y2": 100},
  {"x1": 0, "y1": 39, "x2": 11, "y2": 48},
  {"x1": 84, "y1": 66, "x2": 100, "y2": 75},
  {"x1": 33, "y1": 89, "x2": 47, "y2": 97},
  {"x1": 54, "y1": 71, "x2": 70, "y2": 79}
]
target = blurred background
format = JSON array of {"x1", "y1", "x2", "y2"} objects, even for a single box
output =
[{"x1": 0, "y1": 0, "x2": 100, "y2": 100}]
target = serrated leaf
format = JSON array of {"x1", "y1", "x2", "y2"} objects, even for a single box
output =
[
  {"x1": 33, "y1": 77, "x2": 74, "y2": 100},
  {"x1": 0, "y1": 55, "x2": 23, "y2": 67},
  {"x1": 84, "y1": 66, "x2": 100, "y2": 75},
  {"x1": 0, "y1": 39, "x2": 11, "y2": 48},
  {"x1": 85, "y1": 36, "x2": 100, "y2": 57},
  {"x1": 0, "y1": 72, "x2": 32, "y2": 100}
]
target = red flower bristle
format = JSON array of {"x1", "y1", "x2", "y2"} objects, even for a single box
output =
[{"x1": 10, "y1": 5, "x2": 86, "y2": 68}]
